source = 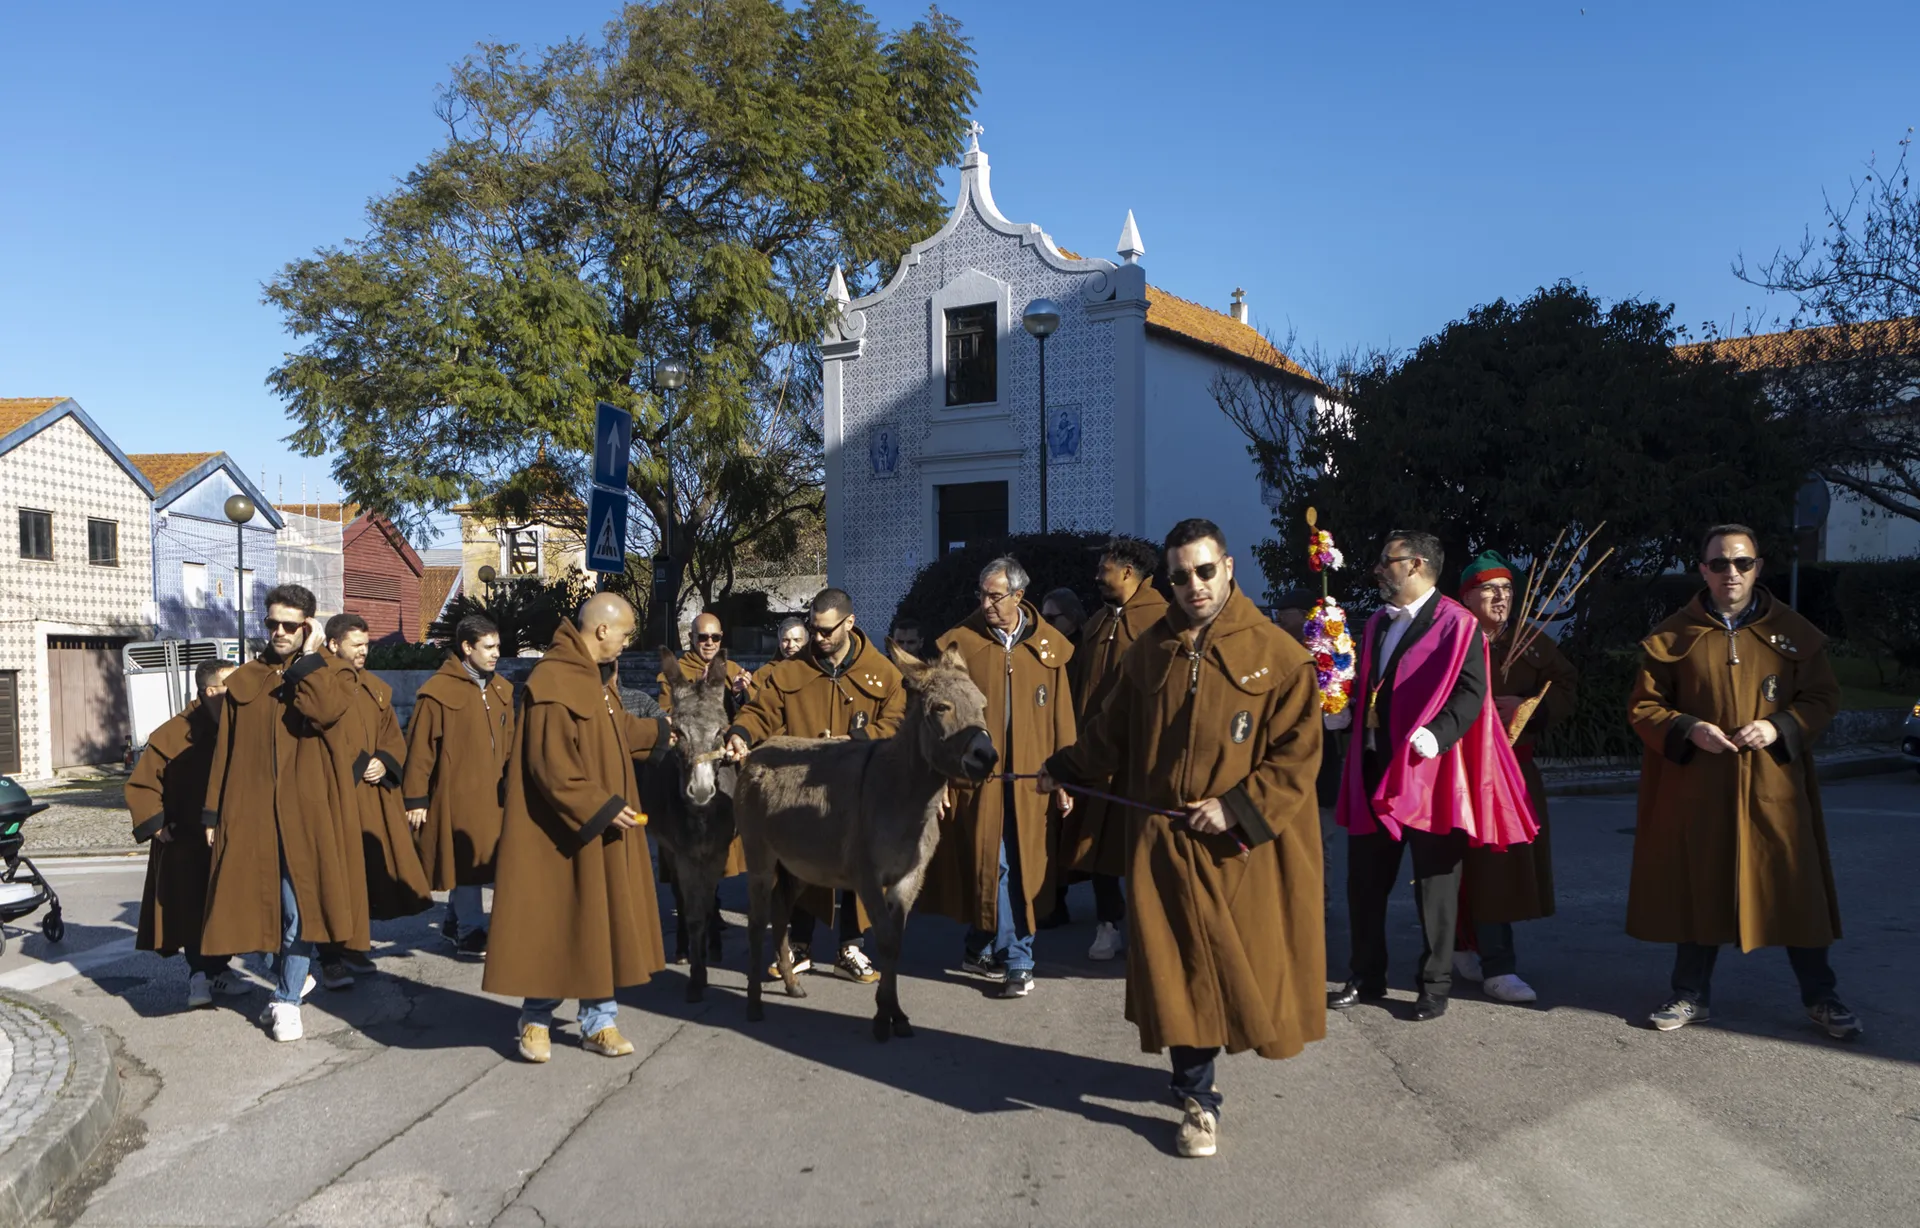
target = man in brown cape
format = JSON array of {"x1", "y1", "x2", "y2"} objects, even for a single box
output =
[
  {"x1": 1060, "y1": 537, "x2": 1165, "y2": 960},
  {"x1": 659, "y1": 611, "x2": 753, "y2": 712},
  {"x1": 723, "y1": 587, "x2": 904, "y2": 982},
  {"x1": 201, "y1": 583, "x2": 370, "y2": 1043},
  {"x1": 1452, "y1": 551, "x2": 1576, "y2": 1005},
  {"x1": 312, "y1": 613, "x2": 432, "y2": 986},
  {"x1": 920, "y1": 556, "x2": 1075, "y2": 999},
  {"x1": 404, "y1": 614, "x2": 513, "y2": 955},
  {"x1": 483, "y1": 593, "x2": 671, "y2": 1064},
  {"x1": 126, "y1": 660, "x2": 247, "y2": 1011},
  {"x1": 1043, "y1": 519, "x2": 1325, "y2": 1159},
  {"x1": 1628, "y1": 524, "x2": 1859, "y2": 1039}
]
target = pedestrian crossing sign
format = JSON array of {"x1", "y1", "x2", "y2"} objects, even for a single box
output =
[{"x1": 586, "y1": 487, "x2": 628, "y2": 574}]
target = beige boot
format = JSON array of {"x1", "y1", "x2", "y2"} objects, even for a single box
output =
[
  {"x1": 518, "y1": 1023, "x2": 551, "y2": 1064},
  {"x1": 1175, "y1": 1097, "x2": 1218, "y2": 1158},
  {"x1": 583, "y1": 1026, "x2": 635, "y2": 1057}
]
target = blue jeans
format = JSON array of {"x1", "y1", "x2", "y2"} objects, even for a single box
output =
[
  {"x1": 521, "y1": 998, "x2": 618, "y2": 1036},
  {"x1": 965, "y1": 817, "x2": 1034, "y2": 974},
  {"x1": 447, "y1": 885, "x2": 486, "y2": 938},
  {"x1": 274, "y1": 856, "x2": 314, "y2": 1005},
  {"x1": 1170, "y1": 1045, "x2": 1223, "y2": 1117}
]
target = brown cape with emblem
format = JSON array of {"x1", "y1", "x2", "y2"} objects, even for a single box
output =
[
  {"x1": 1047, "y1": 584, "x2": 1326, "y2": 1058},
  {"x1": 482, "y1": 621, "x2": 671, "y2": 1001},
  {"x1": 403, "y1": 656, "x2": 515, "y2": 889},
  {"x1": 1462, "y1": 624, "x2": 1576, "y2": 925},
  {"x1": 315, "y1": 655, "x2": 432, "y2": 920},
  {"x1": 126, "y1": 699, "x2": 219, "y2": 956},
  {"x1": 1064, "y1": 582, "x2": 1169, "y2": 877},
  {"x1": 658, "y1": 651, "x2": 753, "y2": 713},
  {"x1": 727, "y1": 627, "x2": 906, "y2": 920},
  {"x1": 920, "y1": 603, "x2": 1075, "y2": 933},
  {"x1": 1626, "y1": 591, "x2": 1842, "y2": 951},
  {"x1": 200, "y1": 653, "x2": 371, "y2": 954}
]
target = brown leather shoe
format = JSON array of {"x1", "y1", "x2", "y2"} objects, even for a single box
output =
[
  {"x1": 583, "y1": 1026, "x2": 635, "y2": 1057},
  {"x1": 517, "y1": 1023, "x2": 551, "y2": 1064}
]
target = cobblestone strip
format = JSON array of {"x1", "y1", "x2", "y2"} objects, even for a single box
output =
[{"x1": 0, "y1": 992, "x2": 119, "y2": 1227}]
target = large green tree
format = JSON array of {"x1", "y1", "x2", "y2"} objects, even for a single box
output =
[
  {"x1": 1226, "y1": 283, "x2": 1803, "y2": 611},
  {"x1": 266, "y1": 0, "x2": 976, "y2": 644}
]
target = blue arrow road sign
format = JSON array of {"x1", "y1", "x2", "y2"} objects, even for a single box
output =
[
  {"x1": 586, "y1": 487, "x2": 629, "y2": 574},
  {"x1": 592, "y1": 400, "x2": 632, "y2": 491}
]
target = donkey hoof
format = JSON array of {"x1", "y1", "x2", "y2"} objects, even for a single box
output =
[
  {"x1": 872, "y1": 1014, "x2": 892, "y2": 1043},
  {"x1": 892, "y1": 1014, "x2": 914, "y2": 1039},
  {"x1": 746, "y1": 1001, "x2": 765, "y2": 1023},
  {"x1": 784, "y1": 981, "x2": 808, "y2": 1000}
]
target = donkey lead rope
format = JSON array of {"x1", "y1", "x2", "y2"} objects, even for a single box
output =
[{"x1": 995, "y1": 772, "x2": 1249, "y2": 852}]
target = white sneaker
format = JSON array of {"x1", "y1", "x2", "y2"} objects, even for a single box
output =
[
  {"x1": 260, "y1": 1001, "x2": 304, "y2": 1042},
  {"x1": 301, "y1": 973, "x2": 316, "y2": 1001},
  {"x1": 186, "y1": 972, "x2": 214, "y2": 1010},
  {"x1": 210, "y1": 968, "x2": 251, "y2": 997},
  {"x1": 1452, "y1": 951, "x2": 1484, "y2": 983},
  {"x1": 1483, "y1": 973, "x2": 1538, "y2": 1004},
  {"x1": 1088, "y1": 922, "x2": 1124, "y2": 961}
]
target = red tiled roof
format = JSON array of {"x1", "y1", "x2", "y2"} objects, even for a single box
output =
[
  {"x1": 275, "y1": 502, "x2": 362, "y2": 523},
  {"x1": 1049, "y1": 253, "x2": 1309, "y2": 380},
  {"x1": 127, "y1": 451, "x2": 220, "y2": 493},
  {"x1": 1675, "y1": 317, "x2": 1920, "y2": 370},
  {"x1": 0, "y1": 397, "x2": 70, "y2": 435},
  {"x1": 418, "y1": 566, "x2": 461, "y2": 640}
]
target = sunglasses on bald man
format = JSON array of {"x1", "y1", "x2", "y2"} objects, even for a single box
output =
[{"x1": 1705, "y1": 556, "x2": 1758, "y2": 574}]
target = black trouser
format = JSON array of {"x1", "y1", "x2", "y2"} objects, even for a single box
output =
[
  {"x1": 1671, "y1": 942, "x2": 1838, "y2": 1007},
  {"x1": 788, "y1": 891, "x2": 861, "y2": 950},
  {"x1": 1476, "y1": 922, "x2": 1517, "y2": 979},
  {"x1": 1091, "y1": 874, "x2": 1125, "y2": 924},
  {"x1": 1346, "y1": 828, "x2": 1468, "y2": 994},
  {"x1": 1169, "y1": 1045, "x2": 1222, "y2": 1116}
]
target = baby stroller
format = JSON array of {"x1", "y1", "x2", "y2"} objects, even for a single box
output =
[{"x1": 0, "y1": 777, "x2": 65, "y2": 954}]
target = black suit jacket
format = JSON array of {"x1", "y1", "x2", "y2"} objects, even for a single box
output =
[{"x1": 1358, "y1": 594, "x2": 1488, "y2": 790}]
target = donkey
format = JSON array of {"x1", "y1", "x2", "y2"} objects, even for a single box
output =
[
  {"x1": 643, "y1": 652, "x2": 739, "y2": 1003},
  {"x1": 735, "y1": 645, "x2": 998, "y2": 1041}
]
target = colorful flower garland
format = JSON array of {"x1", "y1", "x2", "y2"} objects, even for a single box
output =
[
  {"x1": 1307, "y1": 528, "x2": 1344, "y2": 574},
  {"x1": 1302, "y1": 524, "x2": 1354, "y2": 714}
]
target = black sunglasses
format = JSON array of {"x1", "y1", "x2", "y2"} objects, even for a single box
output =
[
  {"x1": 1706, "y1": 556, "x2": 1758, "y2": 574},
  {"x1": 809, "y1": 613, "x2": 851, "y2": 639},
  {"x1": 264, "y1": 618, "x2": 306, "y2": 633},
  {"x1": 693, "y1": 632, "x2": 723, "y2": 643},
  {"x1": 1169, "y1": 562, "x2": 1220, "y2": 588}
]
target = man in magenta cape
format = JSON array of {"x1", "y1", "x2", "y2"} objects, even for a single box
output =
[{"x1": 1329, "y1": 530, "x2": 1536, "y2": 1021}]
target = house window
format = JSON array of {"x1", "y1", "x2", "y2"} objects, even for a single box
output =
[
  {"x1": 87, "y1": 518, "x2": 119, "y2": 567},
  {"x1": 944, "y1": 304, "x2": 996, "y2": 406},
  {"x1": 182, "y1": 562, "x2": 208, "y2": 607},
  {"x1": 503, "y1": 527, "x2": 542, "y2": 576},
  {"x1": 18, "y1": 509, "x2": 52, "y2": 561}
]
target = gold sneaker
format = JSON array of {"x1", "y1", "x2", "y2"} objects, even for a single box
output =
[
  {"x1": 583, "y1": 1026, "x2": 635, "y2": 1057},
  {"x1": 1175, "y1": 1097, "x2": 1218, "y2": 1158},
  {"x1": 518, "y1": 1023, "x2": 551, "y2": 1064}
]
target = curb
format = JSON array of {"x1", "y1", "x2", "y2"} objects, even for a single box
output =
[
  {"x1": 0, "y1": 992, "x2": 120, "y2": 1228},
  {"x1": 1543, "y1": 751, "x2": 1909, "y2": 798}
]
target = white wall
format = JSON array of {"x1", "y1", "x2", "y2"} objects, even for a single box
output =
[
  {"x1": 1821, "y1": 483, "x2": 1920, "y2": 561},
  {"x1": 1141, "y1": 338, "x2": 1279, "y2": 591}
]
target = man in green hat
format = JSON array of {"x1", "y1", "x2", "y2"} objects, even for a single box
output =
[{"x1": 1453, "y1": 550, "x2": 1576, "y2": 1004}]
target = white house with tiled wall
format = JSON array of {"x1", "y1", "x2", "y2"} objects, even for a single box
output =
[{"x1": 0, "y1": 398, "x2": 156, "y2": 778}]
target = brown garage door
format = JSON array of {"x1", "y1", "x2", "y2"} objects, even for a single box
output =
[
  {"x1": 47, "y1": 636, "x2": 132, "y2": 769},
  {"x1": 0, "y1": 671, "x2": 18, "y2": 775}
]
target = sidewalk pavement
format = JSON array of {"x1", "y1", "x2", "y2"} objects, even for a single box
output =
[{"x1": 0, "y1": 992, "x2": 119, "y2": 1227}]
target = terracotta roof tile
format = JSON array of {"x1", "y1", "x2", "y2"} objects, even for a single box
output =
[
  {"x1": 127, "y1": 451, "x2": 221, "y2": 493},
  {"x1": 418, "y1": 565, "x2": 461, "y2": 639},
  {"x1": 1046, "y1": 256, "x2": 1308, "y2": 380},
  {"x1": 1675, "y1": 317, "x2": 1920, "y2": 370},
  {"x1": 0, "y1": 397, "x2": 70, "y2": 435},
  {"x1": 274, "y1": 502, "x2": 361, "y2": 523}
]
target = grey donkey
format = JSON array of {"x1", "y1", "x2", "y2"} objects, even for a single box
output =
[
  {"x1": 643, "y1": 652, "x2": 738, "y2": 1003},
  {"x1": 735, "y1": 644, "x2": 998, "y2": 1041}
]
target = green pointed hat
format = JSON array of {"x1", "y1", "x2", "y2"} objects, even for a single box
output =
[{"x1": 1458, "y1": 549, "x2": 1513, "y2": 591}]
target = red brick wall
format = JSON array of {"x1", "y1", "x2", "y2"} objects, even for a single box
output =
[{"x1": 342, "y1": 515, "x2": 422, "y2": 644}]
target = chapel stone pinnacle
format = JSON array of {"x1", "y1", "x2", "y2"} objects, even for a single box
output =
[
  {"x1": 1117, "y1": 210, "x2": 1145, "y2": 265},
  {"x1": 965, "y1": 120, "x2": 984, "y2": 153}
]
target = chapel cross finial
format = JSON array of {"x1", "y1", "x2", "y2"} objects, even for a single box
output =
[{"x1": 965, "y1": 120, "x2": 984, "y2": 152}]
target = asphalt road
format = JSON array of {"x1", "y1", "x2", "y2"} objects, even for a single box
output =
[{"x1": 11, "y1": 773, "x2": 1920, "y2": 1228}]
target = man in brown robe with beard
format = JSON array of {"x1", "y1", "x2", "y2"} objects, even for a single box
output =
[
  {"x1": 201, "y1": 583, "x2": 370, "y2": 1043},
  {"x1": 126, "y1": 660, "x2": 246, "y2": 1011},
  {"x1": 404, "y1": 614, "x2": 514, "y2": 955},
  {"x1": 484, "y1": 593, "x2": 671, "y2": 1064},
  {"x1": 1042, "y1": 519, "x2": 1325, "y2": 1159}
]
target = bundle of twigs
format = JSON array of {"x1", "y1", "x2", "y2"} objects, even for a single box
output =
[{"x1": 1499, "y1": 522, "x2": 1614, "y2": 745}]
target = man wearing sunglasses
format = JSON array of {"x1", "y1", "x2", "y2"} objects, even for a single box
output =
[
  {"x1": 1627, "y1": 524, "x2": 1859, "y2": 1040},
  {"x1": 724, "y1": 588, "x2": 905, "y2": 984},
  {"x1": 1331, "y1": 531, "x2": 1536, "y2": 1024},
  {"x1": 920, "y1": 556, "x2": 1076, "y2": 1000},
  {"x1": 658, "y1": 611, "x2": 753, "y2": 715},
  {"x1": 200, "y1": 584, "x2": 373, "y2": 1044},
  {"x1": 1040, "y1": 519, "x2": 1326, "y2": 1159}
]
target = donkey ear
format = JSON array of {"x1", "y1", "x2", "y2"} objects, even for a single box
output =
[
  {"x1": 658, "y1": 647, "x2": 684, "y2": 684},
  {"x1": 889, "y1": 640, "x2": 924, "y2": 671},
  {"x1": 939, "y1": 643, "x2": 968, "y2": 671}
]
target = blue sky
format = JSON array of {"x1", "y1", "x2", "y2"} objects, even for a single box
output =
[{"x1": 4, "y1": 1, "x2": 1916, "y2": 545}]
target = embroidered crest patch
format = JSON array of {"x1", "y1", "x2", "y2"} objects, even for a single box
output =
[
  {"x1": 1035, "y1": 684, "x2": 1049, "y2": 707},
  {"x1": 851, "y1": 711, "x2": 870, "y2": 732},
  {"x1": 1762, "y1": 675, "x2": 1780, "y2": 703},
  {"x1": 1231, "y1": 711, "x2": 1252, "y2": 743}
]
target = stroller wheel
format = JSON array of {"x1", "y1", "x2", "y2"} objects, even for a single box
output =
[{"x1": 41, "y1": 913, "x2": 64, "y2": 944}]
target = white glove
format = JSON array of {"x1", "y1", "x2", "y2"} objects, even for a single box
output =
[
  {"x1": 1409, "y1": 726, "x2": 1439, "y2": 760},
  {"x1": 1324, "y1": 710, "x2": 1353, "y2": 731}
]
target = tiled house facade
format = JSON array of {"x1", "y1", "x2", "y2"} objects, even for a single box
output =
[
  {"x1": 133, "y1": 452, "x2": 283, "y2": 641},
  {"x1": 0, "y1": 399, "x2": 155, "y2": 777}
]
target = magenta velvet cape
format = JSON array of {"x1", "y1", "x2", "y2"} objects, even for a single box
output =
[{"x1": 1335, "y1": 596, "x2": 1538, "y2": 849}]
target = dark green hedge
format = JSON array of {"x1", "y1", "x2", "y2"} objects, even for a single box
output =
[
  {"x1": 365, "y1": 641, "x2": 448, "y2": 670},
  {"x1": 892, "y1": 531, "x2": 1164, "y2": 638}
]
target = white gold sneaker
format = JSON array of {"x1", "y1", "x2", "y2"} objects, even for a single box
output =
[
  {"x1": 1175, "y1": 1097, "x2": 1219, "y2": 1158},
  {"x1": 260, "y1": 1001, "x2": 304, "y2": 1042},
  {"x1": 1483, "y1": 973, "x2": 1538, "y2": 1004},
  {"x1": 1088, "y1": 922, "x2": 1124, "y2": 961},
  {"x1": 210, "y1": 968, "x2": 251, "y2": 997},
  {"x1": 1452, "y1": 951, "x2": 1484, "y2": 983}
]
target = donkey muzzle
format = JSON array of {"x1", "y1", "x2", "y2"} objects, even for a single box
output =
[{"x1": 957, "y1": 727, "x2": 998, "y2": 781}]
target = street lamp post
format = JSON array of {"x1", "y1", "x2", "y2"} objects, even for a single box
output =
[
  {"x1": 223, "y1": 494, "x2": 256, "y2": 655},
  {"x1": 652, "y1": 360, "x2": 690, "y2": 645},
  {"x1": 1022, "y1": 299, "x2": 1061, "y2": 533}
]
